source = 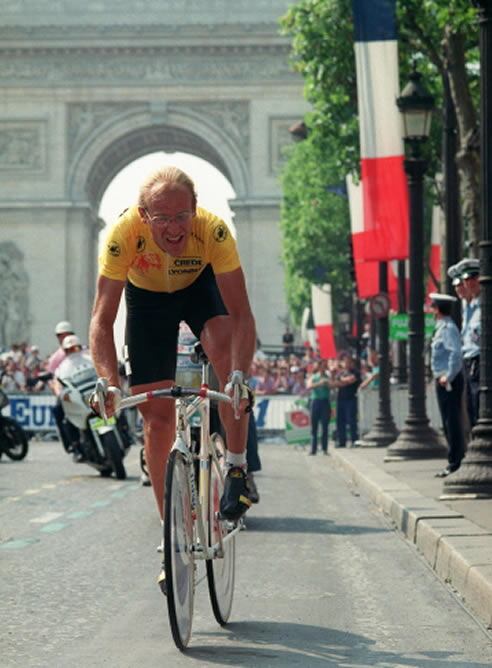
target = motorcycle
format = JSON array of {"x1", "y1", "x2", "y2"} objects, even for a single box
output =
[
  {"x1": 42, "y1": 358, "x2": 131, "y2": 480},
  {"x1": 0, "y1": 388, "x2": 29, "y2": 461}
]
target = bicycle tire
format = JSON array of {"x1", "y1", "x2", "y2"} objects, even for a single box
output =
[
  {"x1": 164, "y1": 449, "x2": 195, "y2": 650},
  {"x1": 100, "y1": 431, "x2": 127, "y2": 480},
  {"x1": 206, "y1": 433, "x2": 235, "y2": 625},
  {"x1": 2, "y1": 418, "x2": 29, "y2": 461}
]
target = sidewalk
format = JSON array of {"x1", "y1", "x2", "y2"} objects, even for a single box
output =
[{"x1": 330, "y1": 445, "x2": 492, "y2": 630}]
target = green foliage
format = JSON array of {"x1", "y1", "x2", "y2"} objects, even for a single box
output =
[
  {"x1": 279, "y1": 0, "x2": 481, "y2": 324},
  {"x1": 280, "y1": 134, "x2": 353, "y2": 324}
]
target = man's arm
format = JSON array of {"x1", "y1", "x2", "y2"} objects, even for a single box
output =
[
  {"x1": 89, "y1": 275, "x2": 125, "y2": 387},
  {"x1": 215, "y1": 267, "x2": 256, "y2": 376}
]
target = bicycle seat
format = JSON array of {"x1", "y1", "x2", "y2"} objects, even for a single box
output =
[{"x1": 191, "y1": 342, "x2": 209, "y2": 365}]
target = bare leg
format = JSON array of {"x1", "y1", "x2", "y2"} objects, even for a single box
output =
[
  {"x1": 132, "y1": 380, "x2": 175, "y2": 520},
  {"x1": 200, "y1": 316, "x2": 249, "y2": 455}
]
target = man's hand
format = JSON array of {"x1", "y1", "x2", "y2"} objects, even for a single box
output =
[
  {"x1": 225, "y1": 370, "x2": 254, "y2": 419},
  {"x1": 89, "y1": 378, "x2": 122, "y2": 419}
]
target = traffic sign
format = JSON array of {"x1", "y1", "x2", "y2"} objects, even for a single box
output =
[{"x1": 369, "y1": 293, "x2": 391, "y2": 319}]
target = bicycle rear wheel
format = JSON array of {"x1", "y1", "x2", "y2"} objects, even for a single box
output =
[
  {"x1": 164, "y1": 449, "x2": 195, "y2": 650},
  {"x1": 206, "y1": 433, "x2": 235, "y2": 625}
]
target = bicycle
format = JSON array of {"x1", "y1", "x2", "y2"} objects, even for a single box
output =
[{"x1": 107, "y1": 346, "x2": 243, "y2": 650}]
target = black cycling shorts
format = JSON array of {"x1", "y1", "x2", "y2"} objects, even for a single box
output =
[{"x1": 124, "y1": 264, "x2": 228, "y2": 386}]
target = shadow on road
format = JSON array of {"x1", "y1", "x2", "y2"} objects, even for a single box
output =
[
  {"x1": 189, "y1": 620, "x2": 489, "y2": 667},
  {"x1": 245, "y1": 515, "x2": 389, "y2": 536}
]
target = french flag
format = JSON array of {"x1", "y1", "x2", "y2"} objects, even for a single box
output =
[
  {"x1": 311, "y1": 284, "x2": 337, "y2": 360},
  {"x1": 353, "y1": 0, "x2": 408, "y2": 261},
  {"x1": 347, "y1": 175, "x2": 400, "y2": 307},
  {"x1": 427, "y1": 204, "x2": 442, "y2": 295}
]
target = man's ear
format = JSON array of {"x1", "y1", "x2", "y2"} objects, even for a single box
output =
[{"x1": 138, "y1": 206, "x2": 148, "y2": 223}]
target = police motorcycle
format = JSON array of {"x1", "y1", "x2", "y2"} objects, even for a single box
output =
[
  {"x1": 44, "y1": 352, "x2": 131, "y2": 480},
  {"x1": 0, "y1": 388, "x2": 29, "y2": 461}
]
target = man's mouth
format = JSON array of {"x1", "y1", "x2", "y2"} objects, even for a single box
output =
[{"x1": 165, "y1": 232, "x2": 184, "y2": 245}]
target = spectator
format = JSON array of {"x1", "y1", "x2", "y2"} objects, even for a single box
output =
[
  {"x1": 282, "y1": 326, "x2": 295, "y2": 356},
  {"x1": 1, "y1": 359, "x2": 26, "y2": 392},
  {"x1": 334, "y1": 353, "x2": 361, "y2": 447},
  {"x1": 306, "y1": 360, "x2": 332, "y2": 455}
]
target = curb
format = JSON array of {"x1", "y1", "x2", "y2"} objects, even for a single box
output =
[{"x1": 331, "y1": 448, "x2": 492, "y2": 629}]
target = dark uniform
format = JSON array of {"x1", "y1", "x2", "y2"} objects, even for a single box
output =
[{"x1": 429, "y1": 293, "x2": 465, "y2": 477}]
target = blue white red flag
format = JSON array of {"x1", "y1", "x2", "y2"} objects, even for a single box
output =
[
  {"x1": 352, "y1": 0, "x2": 409, "y2": 261},
  {"x1": 311, "y1": 284, "x2": 337, "y2": 359},
  {"x1": 347, "y1": 175, "x2": 400, "y2": 308}
]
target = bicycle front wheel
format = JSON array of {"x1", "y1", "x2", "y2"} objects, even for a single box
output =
[
  {"x1": 164, "y1": 449, "x2": 195, "y2": 650},
  {"x1": 206, "y1": 433, "x2": 235, "y2": 625}
]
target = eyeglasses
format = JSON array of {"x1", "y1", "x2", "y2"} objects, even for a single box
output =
[{"x1": 145, "y1": 210, "x2": 193, "y2": 227}]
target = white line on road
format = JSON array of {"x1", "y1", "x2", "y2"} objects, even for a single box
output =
[{"x1": 30, "y1": 512, "x2": 64, "y2": 524}]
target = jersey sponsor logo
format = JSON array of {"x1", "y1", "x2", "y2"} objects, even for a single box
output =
[
  {"x1": 168, "y1": 267, "x2": 201, "y2": 275},
  {"x1": 108, "y1": 241, "x2": 121, "y2": 257},
  {"x1": 213, "y1": 224, "x2": 228, "y2": 243},
  {"x1": 136, "y1": 236, "x2": 146, "y2": 253},
  {"x1": 132, "y1": 253, "x2": 162, "y2": 273},
  {"x1": 173, "y1": 257, "x2": 202, "y2": 268}
]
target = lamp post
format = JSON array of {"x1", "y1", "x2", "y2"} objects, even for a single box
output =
[
  {"x1": 445, "y1": 1, "x2": 492, "y2": 494},
  {"x1": 358, "y1": 261, "x2": 399, "y2": 446},
  {"x1": 386, "y1": 66, "x2": 445, "y2": 459}
]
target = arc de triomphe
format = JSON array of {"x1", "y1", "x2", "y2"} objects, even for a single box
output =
[{"x1": 0, "y1": 0, "x2": 308, "y2": 354}]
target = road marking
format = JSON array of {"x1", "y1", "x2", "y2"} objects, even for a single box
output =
[
  {"x1": 40, "y1": 522, "x2": 69, "y2": 533},
  {"x1": 91, "y1": 499, "x2": 112, "y2": 508},
  {"x1": 0, "y1": 537, "x2": 40, "y2": 549},
  {"x1": 24, "y1": 489, "x2": 42, "y2": 496},
  {"x1": 30, "y1": 512, "x2": 64, "y2": 524},
  {"x1": 41, "y1": 483, "x2": 57, "y2": 490},
  {"x1": 66, "y1": 510, "x2": 94, "y2": 519}
]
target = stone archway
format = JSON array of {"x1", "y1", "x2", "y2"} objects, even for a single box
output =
[{"x1": 0, "y1": 1, "x2": 309, "y2": 352}]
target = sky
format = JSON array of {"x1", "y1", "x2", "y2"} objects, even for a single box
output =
[{"x1": 98, "y1": 151, "x2": 236, "y2": 356}]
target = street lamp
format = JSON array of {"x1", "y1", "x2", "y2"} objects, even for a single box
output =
[
  {"x1": 445, "y1": 1, "x2": 492, "y2": 494},
  {"x1": 358, "y1": 261, "x2": 399, "y2": 447},
  {"x1": 386, "y1": 65, "x2": 446, "y2": 459}
]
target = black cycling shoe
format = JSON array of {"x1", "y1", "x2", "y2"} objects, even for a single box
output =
[{"x1": 220, "y1": 466, "x2": 252, "y2": 521}]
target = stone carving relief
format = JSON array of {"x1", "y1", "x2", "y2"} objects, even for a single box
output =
[
  {"x1": 174, "y1": 101, "x2": 250, "y2": 163},
  {"x1": 0, "y1": 122, "x2": 44, "y2": 171},
  {"x1": 269, "y1": 117, "x2": 296, "y2": 174},
  {"x1": 67, "y1": 102, "x2": 143, "y2": 155},
  {"x1": 0, "y1": 242, "x2": 30, "y2": 347},
  {"x1": 0, "y1": 51, "x2": 294, "y2": 84}
]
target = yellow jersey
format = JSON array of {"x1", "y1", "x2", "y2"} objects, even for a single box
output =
[{"x1": 99, "y1": 206, "x2": 241, "y2": 293}]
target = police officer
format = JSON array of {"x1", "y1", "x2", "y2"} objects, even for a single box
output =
[
  {"x1": 450, "y1": 258, "x2": 481, "y2": 427},
  {"x1": 429, "y1": 293, "x2": 466, "y2": 477}
]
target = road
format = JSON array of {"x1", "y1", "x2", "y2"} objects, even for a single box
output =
[{"x1": 1, "y1": 438, "x2": 492, "y2": 667}]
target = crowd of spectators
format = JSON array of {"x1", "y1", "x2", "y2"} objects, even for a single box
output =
[
  {"x1": 1, "y1": 338, "x2": 380, "y2": 397},
  {"x1": 249, "y1": 345, "x2": 379, "y2": 397},
  {"x1": 0, "y1": 343, "x2": 51, "y2": 393}
]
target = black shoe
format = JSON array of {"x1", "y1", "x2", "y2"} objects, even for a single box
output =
[
  {"x1": 322, "y1": 450, "x2": 329, "y2": 456},
  {"x1": 72, "y1": 452, "x2": 85, "y2": 463},
  {"x1": 220, "y1": 467, "x2": 252, "y2": 521},
  {"x1": 246, "y1": 473, "x2": 260, "y2": 504}
]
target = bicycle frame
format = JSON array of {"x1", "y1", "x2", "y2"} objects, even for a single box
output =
[{"x1": 119, "y1": 363, "x2": 242, "y2": 561}]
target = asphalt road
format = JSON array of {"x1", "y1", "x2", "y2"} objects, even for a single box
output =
[{"x1": 1, "y1": 438, "x2": 492, "y2": 667}]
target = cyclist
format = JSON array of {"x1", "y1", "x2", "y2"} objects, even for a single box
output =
[{"x1": 89, "y1": 166, "x2": 256, "y2": 532}]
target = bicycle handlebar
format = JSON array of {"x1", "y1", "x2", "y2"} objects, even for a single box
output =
[{"x1": 119, "y1": 385, "x2": 232, "y2": 411}]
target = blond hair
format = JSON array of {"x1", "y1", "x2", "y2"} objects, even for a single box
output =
[{"x1": 138, "y1": 166, "x2": 197, "y2": 209}]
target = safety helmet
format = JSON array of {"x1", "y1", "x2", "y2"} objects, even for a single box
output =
[
  {"x1": 54, "y1": 321, "x2": 73, "y2": 335},
  {"x1": 62, "y1": 334, "x2": 81, "y2": 350}
]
